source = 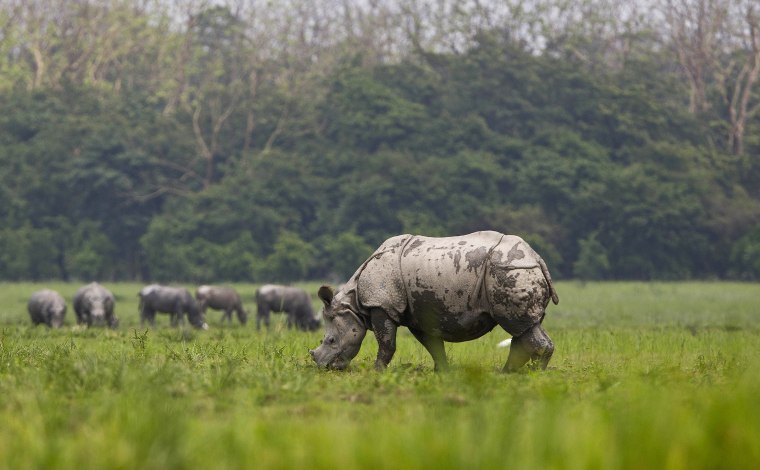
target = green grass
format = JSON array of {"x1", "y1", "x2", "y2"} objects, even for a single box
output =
[{"x1": 1, "y1": 281, "x2": 759, "y2": 469}]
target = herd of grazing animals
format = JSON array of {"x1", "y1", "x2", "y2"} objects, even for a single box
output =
[
  {"x1": 26, "y1": 231, "x2": 560, "y2": 373},
  {"x1": 28, "y1": 283, "x2": 320, "y2": 332}
]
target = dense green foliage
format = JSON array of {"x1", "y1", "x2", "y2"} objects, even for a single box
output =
[
  {"x1": 1, "y1": 281, "x2": 759, "y2": 468},
  {"x1": 1, "y1": 2, "x2": 759, "y2": 282}
]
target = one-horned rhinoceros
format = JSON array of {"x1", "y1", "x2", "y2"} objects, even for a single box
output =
[
  {"x1": 73, "y1": 282, "x2": 118, "y2": 328},
  {"x1": 310, "y1": 231, "x2": 559, "y2": 372},
  {"x1": 28, "y1": 289, "x2": 67, "y2": 328},
  {"x1": 196, "y1": 285, "x2": 248, "y2": 325},
  {"x1": 138, "y1": 285, "x2": 208, "y2": 330},
  {"x1": 255, "y1": 284, "x2": 320, "y2": 331}
]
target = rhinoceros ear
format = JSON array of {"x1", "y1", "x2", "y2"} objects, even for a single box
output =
[{"x1": 317, "y1": 285, "x2": 334, "y2": 306}]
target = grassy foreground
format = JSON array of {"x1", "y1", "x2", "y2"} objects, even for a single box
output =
[{"x1": 0, "y1": 281, "x2": 759, "y2": 469}]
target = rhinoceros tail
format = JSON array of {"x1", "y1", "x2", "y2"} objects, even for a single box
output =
[{"x1": 538, "y1": 257, "x2": 559, "y2": 305}]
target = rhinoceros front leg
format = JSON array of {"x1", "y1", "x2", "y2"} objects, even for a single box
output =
[
  {"x1": 140, "y1": 308, "x2": 155, "y2": 328},
  {"x1": 256, "y1": 307, "x2": 269, "y2": 330},
  {"x1": 75, "y1": 308, "x2": 86, "y2": 326},
  {"x1": 370, "y1": 308, "x2": 397, "y2": 371},
  {"x1": 409, "y1": 328, "x2": 449, "y2": 372},
  {"x1": 503, "y1": 323, "x2": 554, "y2": 373}
]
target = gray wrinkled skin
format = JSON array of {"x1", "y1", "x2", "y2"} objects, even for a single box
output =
[
  {"x1": 73, "y1": 282, "x2": 118, "y2": 328},
  {"x1": 196, "y1": 285, "x2": 248, "y2": 325},
  {"x1": 139, "y1": 285, "x2": 208, "y2": 330},
  {"x1": 28, "y1": 289, "x2": 67, "y2": 328},
  {"x1": 255, "y1": 284, "x2": 320, "y2": 331},
  {"x1": 310, "y1": 231, "x2": 559, "y2": 372}
]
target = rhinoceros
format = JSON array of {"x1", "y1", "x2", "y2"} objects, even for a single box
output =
[
  {"x1": 28, "y1": 289, "x2": 67, "y2": 328},
  {"x1": 138, "y1": 285, "x2": 208, "y2": 330},
  {"x1": 73, "y1": 282, "x2": 118, "y2": 328},
  {"x1": 255, "y1": 284, "x2": 320, "y2": 331},
  {"x1": 196, "y1": 285, "x2": 248, "y2": 325},
  {"x1": 310, "y1": 231, "x2": 559, "y2": 372}
]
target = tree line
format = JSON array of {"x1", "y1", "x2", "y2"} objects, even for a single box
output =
[{"x1": 0, "y1": 0, "x2": 759, "y2": 282}]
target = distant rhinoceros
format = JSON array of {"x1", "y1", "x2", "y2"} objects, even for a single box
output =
[
  {"x1": 310, "y1": 231, "x2": 559, "y2": 372},
  {"x1": 255, "y1": 284, "x2": 320, "y2": 331},
  {"x1": 28, "y1": 289, "x2": 67, "y2": 328},
  {"x1": 195, "y1": 285, "x2": 247, "y2": 325},
  {"x1": 138, "y1": 285, "x2": 208, "y2": 330},
  {"x1": 73, "y1": 282, "x2": 118, "y2": 328}
]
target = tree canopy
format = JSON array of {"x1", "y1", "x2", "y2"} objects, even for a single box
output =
[{"x1": 0, "y1": 0, "x2": 759, "y2": 281}]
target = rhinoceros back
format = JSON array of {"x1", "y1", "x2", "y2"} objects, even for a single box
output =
[
  {"x1": 355, "y1": 231, "x2": 550, "y2": 326},
  {"x1": 402, "y1": 232, "x2": 538, "y2": 315}
]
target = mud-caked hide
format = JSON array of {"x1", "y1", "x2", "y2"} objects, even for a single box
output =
[{"x1": 347, "y1": 231, "x2": 558, "y2": 339}]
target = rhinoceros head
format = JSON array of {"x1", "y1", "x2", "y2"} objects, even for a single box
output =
[
  {"x1": 310, "y1": 285, "x2": 366, "y2": 370},
  {"x1": 49, "y1": 301, "x2": 66, "y2": 329},
  {"x1": 186, "y1": 300, "x2": 209, "y2": 330},
  {"x1": 85, "y1": 291, "x2": 107, "y2": 325}
]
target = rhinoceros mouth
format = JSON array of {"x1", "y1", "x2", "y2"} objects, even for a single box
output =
[
  {"x1": 327, "y1": 358, "x2": 350, "y2": 370},
  {"x1": 312, "y1": 347, "x2": 349, "y2": 370}
]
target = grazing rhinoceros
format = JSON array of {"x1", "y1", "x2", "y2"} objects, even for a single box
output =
[
  {"x1": 195, "y1": 285, "x2": 248, "y2": 325},
  {"x1": 28, "y1": 289, "x2": 67, "y2": 328},
  {"x1": 138, "y1": 285, "x2": 208, "y2": 330},
  {"x1": 310, "y1": 231, "x2": 559, "y2": 372},
  {"x1": 255, "y1": 284, "x2": 320, "y2": 331},
  {"x1": 73, "y1": 282, "x2": 118, "y2": 328}
]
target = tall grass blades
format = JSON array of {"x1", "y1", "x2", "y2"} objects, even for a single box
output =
[{"x1": 0, "y1": 281, "x2": 758, "y2": 469}]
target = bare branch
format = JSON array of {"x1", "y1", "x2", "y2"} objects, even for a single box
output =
[
  {"x1": 154, "y1": 159, "x2": 202, "y2": 183},
  {"x1": 262, "y1": 107, "x2": 289, "y2": 156},
  {"x1": 123, "y1": 185, "x2": 193, "y2": 203}
]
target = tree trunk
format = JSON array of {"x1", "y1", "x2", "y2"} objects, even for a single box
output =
[{"x1": 723, "y1": 6, "x2": 760, "y2": 155}]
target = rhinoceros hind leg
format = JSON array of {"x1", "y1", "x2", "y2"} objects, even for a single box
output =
[
  {"x1": 409, "y1": 328, "x2": 449, "y2": 372},
  {"x1": 503, "y1": 323, "x2": 554, "y2": 373}
]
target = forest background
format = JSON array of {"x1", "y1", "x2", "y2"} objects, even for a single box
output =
[{"x1": 1, "y1": 0, "x2": 759, "y2": 283}]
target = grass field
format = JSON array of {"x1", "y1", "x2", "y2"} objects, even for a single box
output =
[{"x1": 1, "y1": 281, "x2": 759, "y2": 469}]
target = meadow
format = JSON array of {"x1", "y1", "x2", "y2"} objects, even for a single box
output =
[{"x1": 0, "y1": 281, "x2": 759, "y2": 469}]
